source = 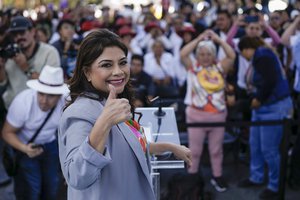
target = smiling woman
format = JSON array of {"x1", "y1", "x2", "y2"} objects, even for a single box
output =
[
  {"x1": 58, "y1": 29, "x2": 192, "y2": 200},
  {"x1": 83, "y1": 46, "x2": 130, "y2": 95}
]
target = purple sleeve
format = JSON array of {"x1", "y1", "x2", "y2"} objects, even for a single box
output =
[
  {"x1": 265, "y1": 25, "x2": 281, "y2": 46},
  {"x1": 226, "y1": 24, "x2": 239, "y2": 48}
]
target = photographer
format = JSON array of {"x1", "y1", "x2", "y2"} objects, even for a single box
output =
[
  {"x1": 2, "y1": 65, "x2": 68, "y2": 200},
  {"x1": 0, "y1": 15, "x2": 60, "y2": 109}
]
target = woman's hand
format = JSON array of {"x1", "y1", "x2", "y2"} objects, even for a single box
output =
[
  {"x1": 196, "y1": 31, "x2": 208, "y2": 42},
  {"x1": 172, "y1": 145, "x2": 192, "y2": 167},
  {"x1": 101, "y1": 84, "x2": 132, "y2": 127},
  {"x1": 205, "y1": 29, "x2": 221, "y2": 43},
  {"x1": 236, "y1": 15, "x2": 246, "y2": 27},
  {"x1": 259, "y1": 13, "x2": 268, "y2": 29}
]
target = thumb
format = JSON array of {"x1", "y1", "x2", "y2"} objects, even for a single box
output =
[{"x1": 107, "y1": 84, "x2": 116, "y2": 100}]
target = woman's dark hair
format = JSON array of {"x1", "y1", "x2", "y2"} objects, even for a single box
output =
[
  {"x1": 238, "y1": 36, "x2": 266, "y2": 51},
  {"x1": 65, "y1": 29, "x2": 135, "y2": 111}
]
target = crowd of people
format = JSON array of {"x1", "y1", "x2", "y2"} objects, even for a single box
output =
[{"x1": 0, "y1": 0, "x2": 300, "y2": 199}]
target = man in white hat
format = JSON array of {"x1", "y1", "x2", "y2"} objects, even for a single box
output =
[{"x1": 1, "y1": 65, "x2": 68, "y2": 200}]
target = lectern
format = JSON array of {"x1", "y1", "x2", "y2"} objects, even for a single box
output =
[{"x1": 135, "y1": 107, "x2": 185, "y2": 200}]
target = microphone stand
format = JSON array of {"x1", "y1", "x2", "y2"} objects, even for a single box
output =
[{"x1": 153, "y1": 97, "x2": 165, "y2": 142}]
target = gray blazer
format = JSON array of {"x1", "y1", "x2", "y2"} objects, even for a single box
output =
[{"x1": 58, "y1": 96, "x2": 155, "y2": 200}]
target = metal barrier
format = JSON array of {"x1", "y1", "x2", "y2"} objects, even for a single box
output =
[{"x1": 186, "y1": 118, "x2": 294, "y2": 200}]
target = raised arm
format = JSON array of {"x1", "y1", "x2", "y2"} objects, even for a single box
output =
[
  {"x1": 281, "y1": 15, "x2": 300, "y2": 46},
  {"x1": 89, "y1": 85, "x2": 132, "y2": 153},
  {"x1": 208, "y1": 30, "x2": 236, "y2": 73},
  {"x1": 226, "y1": 15, "x2": 245, "y2": 48},
  {"x1": 180, "y1": 33, "x2": 205, "y2": 70},
  {"x1": 260, "y1": 14, "x2": 281, "y2": 46}
]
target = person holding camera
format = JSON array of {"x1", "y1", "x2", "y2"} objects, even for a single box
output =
[
  {"x1": 0, "y1": 15, "x2": 60, "y2": 109},
  {"x1": 2, "y1": 65, "x2": 68, "y2": 200},
  {"x1": 225, "y1": 13, "x2": 281, "y2": 138}
]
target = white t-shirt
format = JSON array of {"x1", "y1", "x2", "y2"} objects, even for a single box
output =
[
  {"x1": 144, "y1": 52, "x2": 176, "y2": 79},
  {"x1": 6, "y1": 89, "x2": 66, "y2": 144},
  {"x1": 233, "y1": 37, "x2": 273, "y2": 89}
]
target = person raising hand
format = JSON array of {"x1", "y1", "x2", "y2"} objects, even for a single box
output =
[{"x1": 58, "y1": 29, "x2": 191, "y2": 200}]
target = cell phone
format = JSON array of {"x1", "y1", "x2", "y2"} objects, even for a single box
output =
[
  {"x1": 31, "y1": 144, "x2": 42, "y2": 149},
  {"x1": 244, "y1": 15, "x2": 259, "y2": 23}
]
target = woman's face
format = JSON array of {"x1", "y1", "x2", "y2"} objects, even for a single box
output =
[
  {"x1": 196, "y1": 47, "x2": 215, "y2": 67},
  {"x1": 85, "y1": 46, "x2": 130, "y2": 94},
  {"x1": 245, "y1": 22, "x2": 262, "y2": 37}
]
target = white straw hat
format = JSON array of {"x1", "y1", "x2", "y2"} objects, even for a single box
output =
[{"x1": 26, "y1": 65, "x2": 69, "y2": 95}]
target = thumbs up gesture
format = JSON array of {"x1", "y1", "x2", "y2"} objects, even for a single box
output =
[{"x1": 101, "y1": 84, "x2": 132, "y2": 127}]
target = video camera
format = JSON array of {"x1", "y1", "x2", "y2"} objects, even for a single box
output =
[{"x1": 0, "y1": 43, "x2": 21, "y2": 59}]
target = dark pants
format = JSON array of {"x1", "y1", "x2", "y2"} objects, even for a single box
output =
[
  {"x1": 235, "y1": 87, "x2": 251, "y2": 121},
  {"x1": 290, "y1": 133, "x2": 300, "y2": 183},
  {"x1": 289, "y1": 94, "x2": 300, "y2": 185},
  {"x1": 14, "y1": 140, "x2": 61, "y2": 200}
]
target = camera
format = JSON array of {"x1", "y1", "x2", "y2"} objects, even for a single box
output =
[
  {"x1": 244, "y1": 15, "x2": 259, "y2": 23},
  {"x1": 0, "y1": 43, "x2": 21, "y2": 59}
]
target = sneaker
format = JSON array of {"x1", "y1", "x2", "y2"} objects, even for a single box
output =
[
  {"x1": 210, "y1": 176, "x2": 228, "y2": 192},
  {"x1": 259, "y1": 188, "x2": 279, "y2": 200},
  {"x1": 238, "y1": 179, "x2": 263, "y2": 188}
]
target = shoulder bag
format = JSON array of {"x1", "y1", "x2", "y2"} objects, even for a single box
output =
[{"x1": 2, "y1": 106, "x2": 55, "y2": 176}]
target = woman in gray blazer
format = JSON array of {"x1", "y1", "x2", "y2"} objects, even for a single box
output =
[{"x1": 58, "y1": 29, "x2": 191, "y2": 200}]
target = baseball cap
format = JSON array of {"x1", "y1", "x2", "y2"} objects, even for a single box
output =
[{"x1": 8, "y1": 16, "x2": 33, "y2": 32}]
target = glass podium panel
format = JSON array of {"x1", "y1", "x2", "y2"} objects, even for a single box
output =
[{"x1": 135, "y1": 107, "x2": 185, "y2": 169}]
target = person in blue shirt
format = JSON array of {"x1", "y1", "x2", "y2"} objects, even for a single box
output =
[{"x1": 237, "y1": 36, "x2": 293, "y2": 200}]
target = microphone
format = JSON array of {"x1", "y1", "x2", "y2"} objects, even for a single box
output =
[
  {"x1": 151, "y1": 96, "x2": 166, "y2": 118},
  {"x1": 150, "y1": 96, "x2": 166, "y2": 142}
]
